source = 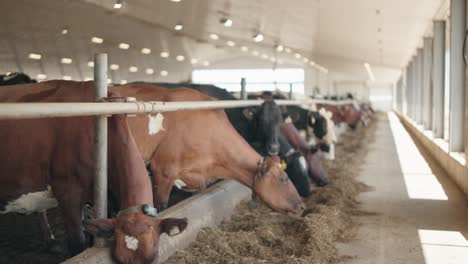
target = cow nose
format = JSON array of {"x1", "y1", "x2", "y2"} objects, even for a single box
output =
[{"x1": 268, "y1": 144, "x2": 279, "y2": 156}]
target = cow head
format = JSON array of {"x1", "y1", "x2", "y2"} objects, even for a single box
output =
[
  {"x1": 318, "y1": 108, "x2": 337, "y2": 146},
  {"x1": 253, "y1": 156, "x2": 305, "y2": 217},
  {"x1": 306, "y1": 151, "x2": 329, "y2": 186},
  {"x1": 84, "y1": 212, "x2": 187, "y2": 264},
  {"x1": 308, "y1": 111, "x2": 327, "y2": 139},
  {"x1": 342, "y1": 104, "x2": 361, "y2": 129},
  {"x1": 243, "y1": 100, "x2": 283, "y2": 156}
]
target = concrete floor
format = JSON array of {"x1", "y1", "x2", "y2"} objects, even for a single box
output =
[{"x1": 338, "y1": 113, "x2": 468, "y2": 264}]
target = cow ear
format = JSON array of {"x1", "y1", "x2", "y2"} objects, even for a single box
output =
[
  {"x1": 83, "y1": 218, "x2": 116, "y2": 238},
  {"x1": 242, "y1": 108, "x2": 257, "y2": 121},
  {"x1": 158, "y1": 218, "x2": 188, "y2": 237}
]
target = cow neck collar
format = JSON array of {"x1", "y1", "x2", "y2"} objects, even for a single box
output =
[
  {"x1": 251, "y1": 157, "x2": 266, "y2": 204},
  {"x1": 117, "y1": 204, "x2": 158, "y2": 217}
]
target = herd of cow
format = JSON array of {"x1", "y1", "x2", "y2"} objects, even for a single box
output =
[{"x1": 0, "y1": 72, "x2": 374, "y2": 264}]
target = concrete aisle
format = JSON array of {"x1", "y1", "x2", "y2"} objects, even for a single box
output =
[{"x1": 338, "y1": 113, "x2": 468, "y2": 264}]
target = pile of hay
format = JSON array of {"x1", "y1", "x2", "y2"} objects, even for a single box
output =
[{"x1": 165, "y1": 115, "x2": 378, "y2": 264}]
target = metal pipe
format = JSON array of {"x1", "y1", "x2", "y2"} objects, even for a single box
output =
[
  {"x1": 289, "y1": 83, "x2": 293, "y2": 99},
  {"x1": 94, "y1": 53, "x2": 108, "y2": 247},
  {"x1": 449, "y1": 0, "x2": 466, "y2": 152},
  {"x1": 422, "y1": 37, "x2": 433, "y2": 130},
  {"x1": 0, "y1": 99, "x2": 356, "y2": 119},
  {"x1": 240, "y1": 78, "x2": 247, "y2": 100},
  {"x1": 432, "y1": 20, "x2": 446, "y2": 138}
]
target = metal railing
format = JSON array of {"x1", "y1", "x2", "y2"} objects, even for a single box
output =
[
  {"x1": 0, "y1": 53, "x2": 357, "y2": 247},
  {"x1": 0, "y1": 99, "x2": 354, "y2": 119}
]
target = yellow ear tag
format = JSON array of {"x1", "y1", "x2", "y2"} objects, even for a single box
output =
[
  {"x1": 310, "y1": 116, "x2": 316, "y2": 125},
  {"x1": 281, "y1": 160, "x2": 288, "y2": 170}
]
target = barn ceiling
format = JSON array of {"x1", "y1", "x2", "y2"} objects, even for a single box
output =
[{"x1": 0, "y1": 0, "x2": 447, "y2": 84}]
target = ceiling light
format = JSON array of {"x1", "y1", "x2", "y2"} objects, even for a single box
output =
[
  {"x1": 363, "y1": 62, "x2": 375, "y2": 82},
  {"x1": 141, "y1": 48, "x2": 151, "y2": 54},
  {"x1": 226, "y1": 40, "x2": 235, "y2": 47},
  {"x1": 176, "y1": 55, "x2": 185, "y2": 61},
  {"x1": 160, "y1": 70, "x2": 168, "y2": 76},
  {"x1": 61, "y1": 27, "x2": 69, "y2": 35},
  {"x1": 276, "y1": 45, "x2": 284, "y2": 52},
  {"x1": 170, "y1": 0, "x2": 181, "y2": 2},
  {"x1": 270, "y1": 57, "x2": 276, "y2": 62},
  {"x1": 309, "y1": 61, "x2": 316, "y2": 66},
  {"x1": 37, "y1": 74, "x2": 47, "y2": 80},
  {"x1": 63, "y1": 75, "x2": 72, "y2": 80},
  {"x1": 190, "y1": 58, "x2": 198, "y2": 64},
  {"x1": 107, "y1": 78, "x2": 112, "y2": 84},
  {"x1": 145, "y1": 68, "x2": 154, "y2": 75},
  {"x1": 202, "y1": 61, "x2": 210, "y2": 66},
  {"x1": 110, "y1": 64, "x2": 119, "y2": 70},
  {"x1": 91, "y1": 37, "x2": 103, "y2": 44},
  {"x1": 241, "y1": 46, "x2": 248, "y2": 52},
  {"x1": 120, "y1": 79, "x2": 128, "y2": 85},
  {"x1": 129, "y1": 66, "x2": 138, "y2": 72},
  {"x1": 253, "y1": 33, "x2": 264, "y2": 42},
  {"x1": 252, "y1": 50, "x2": 259, "y2": 56},
  {"x1": 209, "y1": 33, "x2": 219, "y2": 40},
  {"x1": 61, "y1": 57, "x2": 72, "y2": 64},
  {"x1": 119, "y1": 43, "x2": 130, "y2": 50},
  {"x1": 88, "y1": 61, "x2": 94, "y2": 67},
  {"x1": 160, "y1": 51, "x2": 170, "y2": 58},
  {"x1": 28, "y1": 53, "x2": 42, "y2": 60},
  {"x1": 220, "y1": 18, "x2": 233, "y2": 27},
  {"x1": 174, "y1": 23, "x2": 183, "y2": 31},
  {"x1": 285, "y1": 47, "x2": 291, "y2": 53},
  {"x1": 303, "y1": 57, "x2": 309, "y2": 63},
  {"x1": 294, "y1": 53, "x2": 301, "y2": 59},
  {"x1": 261, "y1": 54, "x2": 269, "y2": 60},
  {"x1": 113, "y1": 0, "x2": 122, "y2": 9}
]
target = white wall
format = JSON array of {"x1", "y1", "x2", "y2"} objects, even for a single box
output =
[{"x1": 369, "y1": 83, "x2": 394, "y2": 111}]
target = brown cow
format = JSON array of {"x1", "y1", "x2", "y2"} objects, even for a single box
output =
[
  {"x1": 111, "y1": 84, "x2": 305, "y2": 217},
  {"x1": 0, "y1": 80, "x2": 187, "y2": 264}
]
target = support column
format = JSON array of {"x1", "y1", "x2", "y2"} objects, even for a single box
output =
[
  {"x1": 94, "y1": 53, "x2": 108, "y2": 247},
  {"x1": 432, "y1": 20, "x2": 446, "y2": 138},
  {"x1": 449, "y1": 0, "x2": 466, "y2": 152},
  {"x1": 423, "y1": 37, "x2": 433, "y2": 130},
  {"x1": 406, "y1": 59, "x2": 413, "y2": 118},
  {"x1": 240, "y1": 78, "x2": 247, "y2": 100},
  {"x1": 416, "y1": 48, "x2": 424, "y2": 124}
]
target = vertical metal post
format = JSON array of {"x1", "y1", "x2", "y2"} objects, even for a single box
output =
[
  {"x1": 289, "y1": 83, "x2": 293, "y2": 99},
  {"x1": 449, "y1": 0, "x2": 466, "y2": 152},
  {"x1": 422, "y1": 37, "x2": 433, "y2": 130},
  {"x1": 432, "y1": 20, "x2": 446, "y2": 138},
  {"x1": 416, "y1": 48, "x2": 424, "y2": 124},
  {"x1": 94, "y1": 53, "x2": 108, "y2": 247},
  {"x1": 240, "y1": 78, "x2": 247, "y2": 100}
]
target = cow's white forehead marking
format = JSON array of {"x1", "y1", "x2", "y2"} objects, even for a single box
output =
[
  {"x1": 125, "y1": 235, "x2": 139, "y2": 251},
  {"x1": 285, "y1": 116, "x2": 293, "y2": 123},
  {"x1": 0, "y1": 185, "x2": 58, "y2": 215},
  {"x1": 174, "y1": 179, "x2": 187, "y2": 189},
  {"x1": 298, "y1": 156, "x2": 307, "y2": 170},
  {"x1": 148, "y1": 113, "x2": 164, "y2": 135}
]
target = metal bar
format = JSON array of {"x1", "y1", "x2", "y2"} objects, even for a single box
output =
[
  {"x1": 416, "y1": 48, "x2": 424, "y2": 124},
  {"x1": 422, "y1": 37, "x2": 433, "y2": 130},
  {"x1": 432, "y1": 20, "x2": 446, "y2": 138},
  {"x1": 94, "y1": 54, "x2": 108, "y2": 248},
  {"x1": 240, "y1": 78, "x2": 247, "y2": 100},
  {"x1": 289, "y1": 83, "x2": 293, "y2": 99},
  {"x1": 449, "y1": 0, "x2": 466, "y2": 152},
  {"x1": 0, "y1": 99, "x2": 356, "y2": 119}
]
